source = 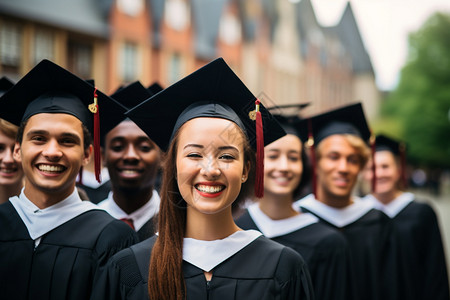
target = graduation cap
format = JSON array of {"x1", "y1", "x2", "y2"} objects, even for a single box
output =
[
  {"x1": 375, "y1": 134, "x2": 407, "y2": 188},
  {"x1": 267, "y1": 103, "x2": 310, "y2": 139},
  {"x1": 147, "y1": 82, "x2": 163, "y2": 95},
  {"x1": 0, "y1": 59, "x2": 127, "y2": 183},
  {"x1": 0, "y1": 76, "x2": 14, "y2": 97},
  {"x1": 126, "y1": 57, "x2": 286, "y2": 198},
  {"x1": 296, "y1": 102, "x2": 374, "y2": 197}
]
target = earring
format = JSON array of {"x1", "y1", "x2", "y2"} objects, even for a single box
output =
[{"x1": 241, "y1": 176, "x2": 246, "y2": 182}]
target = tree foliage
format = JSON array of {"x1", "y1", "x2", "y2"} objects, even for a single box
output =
[{"x1": 381, "y1": 12, "x2": 450, "y2": 167}]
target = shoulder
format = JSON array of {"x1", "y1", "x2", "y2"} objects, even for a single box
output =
[{"x1": 235, "y1": 210, "x2": 257, "y2": 229}]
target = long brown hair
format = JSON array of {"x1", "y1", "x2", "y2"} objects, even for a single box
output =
[{"x1": 148, "y1": 122, "x2": 255, "y2": 300}]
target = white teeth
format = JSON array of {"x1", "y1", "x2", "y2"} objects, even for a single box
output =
[
  {"x1": 122, "y1": 170, "x2": 138, "y2": 175},
  {"x1": 196, "y1": 184, "x2": 224, "y2": 193},
  {"x1": 0, "y1": 168, "x2": 17, "y2": 174},
  {"x1": 275, "y1": 177, "x2": 289, "y2": 183},
  {"x1": 38, "y1": 165, "x2": 64, "y2": 172}
]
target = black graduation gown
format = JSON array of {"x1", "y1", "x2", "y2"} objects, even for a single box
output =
[
  {"x1": 301, "y1": 207, "x2": 394, "y2": 300},
  {"x1": 77, "y1": 180, "x2": 112, "y2": 204},
  {"x1": 91, "y1": 235, "x2": 314, "y2": 300},
  {"x1": 389, "y1": 200, "x2": 449, "y2": 300},
  {"x1": 136, "y1": 216, "x2": 157, "y2": 242},
  {"x1": 236, "y1": 211, "x2": 356, "y2": 300},
  {"x1": 0, "y1": 201, "x2": 138, "y2": 300}
]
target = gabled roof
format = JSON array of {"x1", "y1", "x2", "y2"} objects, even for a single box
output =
[
  {"x1": 0, "y1": 0, "x2": 109, "y2": 38},
  {"x1": 330, "y1": 3, "x2": 374, "y2": 74}
]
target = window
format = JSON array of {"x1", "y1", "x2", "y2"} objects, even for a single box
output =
[
  {"x1": 34, "y1": 29, "x2": 54, "y2": 64},
  {"x1": 120, "y1": 42, "x2": 139, "y2": 82},
  {"x1": 68, "y1": 40, "x2": 93, "y2": 79},
  {"x1": 0, "y1": 22, "x2": 22, "y2": 73}
]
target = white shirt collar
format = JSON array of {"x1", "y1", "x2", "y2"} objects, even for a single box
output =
[
  {"x1": 293, "y1": 193, "x2": 375, "y2": 228},
  {"x1": 9, "y1": 187, "x2": 98, "y2": 240},
  {"x1": 97, "y1": 191, "x2": 160, "y2": 231},
  {"x1": 248, "y1": 203, "x2": 318, "y2": 238},
  {"x1": 183, "y1": 230, "x2": 262, "y2": 272},
  {"x1": 77, "y1": 167, "x2": 110, "y2": 188},
  {"x1": 363, "y1": 192, "x2": 414, "y2": 218}
]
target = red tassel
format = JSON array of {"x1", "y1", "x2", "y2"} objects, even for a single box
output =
[
  {"x1": 89, "y1": 88, "x2": 101, "y2": 183},
  {"x1": 370, "y1": 134, "x2": 376, "y2": 193},
  {"x1": 307, "y1": 119, "x2": 316, "y2": 199},
  {"x1": 255, "y1": 99, "x2": 264, "y2": 198}
]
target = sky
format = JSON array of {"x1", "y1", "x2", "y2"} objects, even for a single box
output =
[{"x1": 310, "y1": 0, "x2": 450, "y2": 91}]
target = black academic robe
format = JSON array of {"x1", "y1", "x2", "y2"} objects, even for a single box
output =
[
  {"x1": 0, "y1": 201, "x2": 138, "y2": 300},
  {"x1": 77, "y1": 180, "x2": 112, "y2": 204},
  {"x1": 236, "y1": 211, "x2": 356, "y2": 300},
  {"x1": 136, "y1": 216, "x2": 157, "y2": 242},
  {"x1": 91, "y1": 235, "x2": 314, "y2": 300},
  {"x1": 389, "y1": 200, "x2": 449, "y2": 300},
  {"x1": 301, "y1": 207, "x2": 394, "y2": 300}
]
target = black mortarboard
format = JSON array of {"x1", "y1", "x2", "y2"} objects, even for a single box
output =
[
  {"x1": 147, "y1": 82, "x2": 163, "y2": 96},
  {"x1": 267, "y1": 103, "x2": 310, "y2": 139},
  {"x1": 0, "y1": 76, "x2": 14, "y2": 96},
  {"x1": 126, "y1": 57, "x2": 286, "y2": 197},
  {"x1": 0, "y1": 59, "x2": 126, "y2": 182},
  {"x1": 298, "y1": 102, "x2": 371, "y2": 146},
  {"x1": 375, "y1": 134, "x2": 405, "y2": 156}
]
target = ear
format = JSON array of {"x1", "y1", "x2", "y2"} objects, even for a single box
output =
[
  {"x1": 242, "y1": 161, "x2": 251, "y2": 183},
  {"x1": 13, "y1": 142, "x2": 22, "y2": 163},
  {"x1": 82, "y1": 144, "x2": 93, "y2": 167}
]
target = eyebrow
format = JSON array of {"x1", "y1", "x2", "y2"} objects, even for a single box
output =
[{"x1": 183, "y1": 144, "x2": 239, "y2": 152}]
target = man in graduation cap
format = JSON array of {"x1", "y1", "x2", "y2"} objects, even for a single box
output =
[
  {"x1": 293, "y1": 103, "x2": 396, "y2": 300},
  {"x1": 97, "y1": 81, "x2": 162, "y2": 241},
  {"x1": 0, "y1": 60, "x2": 138, "y2": 300},
  {"x1": 363, "y1": 134, "x2": 449, "y2": 300}
]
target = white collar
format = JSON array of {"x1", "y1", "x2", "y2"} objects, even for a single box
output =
[
  {"x1": 9, "y1": 187, "x2": 98, "y2": 240},
  {"x1": 364, "y1": 192, "x2": 414, "y2": 218},
  {"x1": 293, "y1": 193, "x2": 375, "y2": 228},
  {"x1": 248, "y1": 203, "x2": 318, "y2": 238},
  {"x1": 183, "y1": 230, "x2": 262, "y2": 272},
  {"x1": 97, "y1": 191, "x2": 160, "y2": 231},
  {"x1": 77, "y1": 167, "x2": 110, "y2": 188}
]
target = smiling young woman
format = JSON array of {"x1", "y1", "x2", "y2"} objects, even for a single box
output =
[{"x1": 91, "y1": 58, "x2": 314, "y2": 300}]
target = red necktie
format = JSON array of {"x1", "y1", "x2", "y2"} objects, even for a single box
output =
[{"x1": 120, "y1": 218, "x2": 135, "y2": 230}]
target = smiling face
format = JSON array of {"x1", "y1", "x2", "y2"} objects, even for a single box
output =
[
  {"x1": 175, "y1": 117, "x2": 250, "y2": 215},
  {"x1": 373, "y1": 150, "x2": 401, "y2": 195},
  {"x1": 0, "y1": 130, "x2": 23, "y2": 188},
  {"x1": 104, "y1": 120, "x2": 161, "y2": 192},
  {"x1": 264, "y1": 134, "x2": 303, "y2": 198},
  {"x1": 14, "y1": 113, "x2": 90, "y2": 201},
  {"x1": 316, "y1": 135, "x2": 364, "y2": 203}
]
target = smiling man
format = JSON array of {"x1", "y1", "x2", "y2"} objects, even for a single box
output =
[
  {"x1": 97, "y1": 81, "x2": 162, "y2": 241},
  {"x1": 293, "y1": 103, "x2": 396, "y2": 300},
  {"x1": 0, "y1": 60, "x2": 138, "y2": 300}
]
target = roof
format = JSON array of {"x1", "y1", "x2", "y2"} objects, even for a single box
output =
[{"x1": 0, "y1": 0, "x2": 109, "y2": 38}]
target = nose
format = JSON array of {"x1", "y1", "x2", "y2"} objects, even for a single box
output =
[
  {"x1": 2, "y1": 147, "x2": 15, "y2": 164},
  {"x1": 277, "y1": 156, "x2": 289, "y2": 171},
  {"x1": 199, "y1": 157, "x2": 221, "y2": 179},
  {"x1": 123, "y1": 145, "x2": 139, "y2": 162},
  {"x1": 42, "y1": 139, "x2": 63, "y2": 160},
  {"x1": 337, "y1": 158, "x2": 349, "y2": 173}
]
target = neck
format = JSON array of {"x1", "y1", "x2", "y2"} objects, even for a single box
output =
[
  {"x1": 23, "y1": 180, "x2": 75, "y2": 209},
  {"x1": 0, "y1": 181, "x2": 23, "y2": 204},
  {"x1": 112, "y1": 186, "x2": 153, "y2": 214},
  {"x1": 185, "y1": 207, "x2": 240, "y2": 241},
  {"x1": 374, "y1": 189, "x2": 402, "y2": 205},
  {"x1": 317, "y1": 188, "x2": 353, "y2": 208},
  {"x1": 258, "y1": 192, "x2": 299, "y2": 220}
]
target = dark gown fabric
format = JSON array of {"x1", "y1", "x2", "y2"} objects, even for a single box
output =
[
  {"x1": 300, "y1": 207, "x2": 395, "y2": 300},
  {"x1": 236, "y1": 211, "x2": 356, "y2": 300},
  {"x1": 136, "y1": 216, "x2": 157, "y2": 242},
  {"x1": 0, "y1": 201, "x2": 138, "y2": 300},
  {"x1": 77, "y1": 180, "x2": 112, "y2": 204},
  {"x1": 389, "y1": 200, "x2": 449, "y2": 300},
  {"x1": 91, "y1": 235, "x2": 315, "y2": 300}
]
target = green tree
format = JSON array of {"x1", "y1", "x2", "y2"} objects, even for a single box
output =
[{"x1": 381, "y1": 12, "x2": 450, "y2": 167}]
